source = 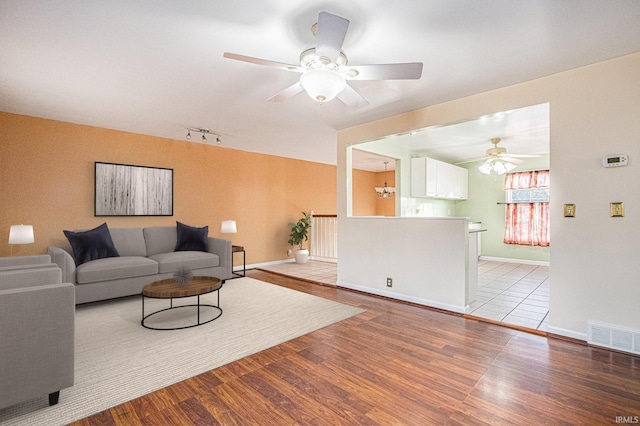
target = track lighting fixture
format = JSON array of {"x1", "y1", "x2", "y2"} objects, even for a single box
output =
[{"x1": 184, "y1": 127, "x2": 222, "y2": 145}]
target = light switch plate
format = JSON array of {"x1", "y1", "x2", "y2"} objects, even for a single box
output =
[
  {"x1": 610, "y1": 202, "x2": 624, "y2": 217},
  {"x1": 564, "y1": 204, "x2": 576, "y2": 217}
]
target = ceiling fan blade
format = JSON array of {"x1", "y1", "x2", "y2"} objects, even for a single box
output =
[
  {"x1": 456, "y1": 157, "x2": 490, "y2": 165},
  {"x1": 267, "y1": 82, "x2": 304, "y2": 102},
  {"x1": 345, "y1": 62, "x2": 423, "y2": 80},
  {"x1": 498, "y1": 153, "x2": 541, "y2": 158},
  {"x1": 315, "y1": 12, "x2": 349, "y2": 64},
  {"x1": 337, "y1": 84, "x2": 369, "y2": 109},
  {"x1": 500, "y1": 157, "x2": 524, "y2": 164},
  {"x1": 223, "y1": 52, "x2": 302, "y2": 72}
]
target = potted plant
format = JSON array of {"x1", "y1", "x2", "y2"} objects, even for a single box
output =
[{"x1": 288, "y1": 211, "x2": 311, "y2": 263}]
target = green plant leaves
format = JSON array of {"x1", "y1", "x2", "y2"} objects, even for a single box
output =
[{"x1": 288, "y1": 211, "x2": 311, "y2": 249}]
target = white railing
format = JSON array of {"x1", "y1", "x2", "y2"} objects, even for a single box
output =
[{"x1": 310, "y1": 213, "x2": 338, "y2": 261}]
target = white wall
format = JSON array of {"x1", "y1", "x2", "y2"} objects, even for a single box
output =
[
  {"x1": 338, "y1": 217, "x2": 469, "y2": 313},
  {"x1": 338, "y1": 52, "x2": 640, "y2": 341}
]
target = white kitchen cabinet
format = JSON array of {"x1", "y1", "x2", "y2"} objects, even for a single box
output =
[
  {"x1": 411, "y1": 157, "x2": 437, "y2": 197},
  {"x1": 452, "y1": 165, "x2": 468, "y2": 199},
  {"x1": 411, "y1": 156, "x2": 468, "y2": 200},
  {"x1": 426, "y1": 158, "x2": 438, "y2": 196}
]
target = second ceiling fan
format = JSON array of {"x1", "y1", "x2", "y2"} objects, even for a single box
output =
[
  {"x1": 223, "y1": 11, "x2": 423, "y2": 109},
  {"x1": 459, "y1": 137, "x2": 541, "y2": 175}
]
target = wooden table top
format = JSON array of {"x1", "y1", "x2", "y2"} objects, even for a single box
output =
[{"x1": 142, "y1": 276, "x2": 222, "y2": 298}]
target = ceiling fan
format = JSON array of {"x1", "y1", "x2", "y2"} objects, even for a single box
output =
[
  {"x1": 223, "y1": 11, "x2": 423, "y2": 109},
  {"x1": 459, "y1": 138, "x2": 541, "y2": 175}
]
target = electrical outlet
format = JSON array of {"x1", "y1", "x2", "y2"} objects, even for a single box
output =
[
  {"x1": 386, "y1": 277, "x2": 393, "y2": 287},
  {"x1": 287, "y1": 249, "x2": 292, "y2": 256}
]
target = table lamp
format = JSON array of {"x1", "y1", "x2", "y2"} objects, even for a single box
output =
[
  {"x1": 8, "y1": 224, "x2": 35, "y2": 256},
  {"x1": 220, "y1": 220, "x2": 237, "y2": 235}
]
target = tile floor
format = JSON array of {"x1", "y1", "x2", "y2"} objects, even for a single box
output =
[
  {"x1": 258, "y1": 259, "x2": 338, "y2": 286},
  {"x1": 259, "y1": 258, "x2": 549, "y2": 331},
  {"x1": 470, "y1": 260, "x2": 549, "y2": 331}
]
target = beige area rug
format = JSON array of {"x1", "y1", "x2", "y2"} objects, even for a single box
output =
[{"x1": 0, "y1": 277, "x2": 364, "y2": 426}]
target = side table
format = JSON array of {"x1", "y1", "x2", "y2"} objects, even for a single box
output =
[{"x1": 231, "y1": 245, "x2": 245, "y2": 278}]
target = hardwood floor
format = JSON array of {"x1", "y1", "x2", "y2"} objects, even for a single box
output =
[{"x1": 73, "y1": 270, "x2": 640, "y2": 425}]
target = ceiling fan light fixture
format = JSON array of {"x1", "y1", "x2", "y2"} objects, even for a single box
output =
[
  {"x1": 493, "y1": 161, "x2": 507, "y2": 175},
  {"x1": 479, "y1": 159, "x2": 516, "y2": 175},
  {"x1": 478, "y1": 163, "x2": 492, "y2": 175},
  {"x1": 300, "y1": 69, "x2": 346, "y2": 103}
]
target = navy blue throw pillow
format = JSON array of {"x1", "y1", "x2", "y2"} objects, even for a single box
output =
[
  {"x1": 63, "y1": 223, "x2": 120, "y2": 266},
  {"x1": 175, "y1": 221, "x2": 209, "y2": 252}
]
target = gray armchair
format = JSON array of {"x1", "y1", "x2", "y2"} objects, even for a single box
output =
[{"x1": 0, "y1": 257, "x2": 75, "y2": 410}]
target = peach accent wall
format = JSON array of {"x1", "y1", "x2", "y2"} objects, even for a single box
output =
[
  {"x1": 0, "y1": 112, "x2": 336, "y2": 265},
  {"x1": 351, "y1": 169, "x2": 377, "y2": 216},
  {"x1": 352, "y1": 170, "x2": 396, "y2": 216}
]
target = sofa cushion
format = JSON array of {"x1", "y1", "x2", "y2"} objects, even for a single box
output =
[
  {"x1": 175, "y1": 221, "x2": 209, "y2": 252},
  {"x1": 76, "y1": 256, "x2": 158, "y2": 285},
  {"x1": 64, "y1": 223, "x2": 120, "y2": 266},
  {"x1": 143, "y1": 227, "x2": 177, "y2": 257},
  {"x1": 149, "y1": 251, "x2": 219, "y2": 274},
  {"x1": 109, "y1": 228, "x2": 147, "y2": 257}
]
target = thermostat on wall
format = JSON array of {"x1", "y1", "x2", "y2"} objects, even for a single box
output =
[{"x1": 602, "y1": 154, "x2": 628, "y2": 167}]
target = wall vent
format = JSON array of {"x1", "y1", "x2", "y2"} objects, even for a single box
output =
[{"x1": 588, "y1": 321, "x2": 640, "y2": 356}]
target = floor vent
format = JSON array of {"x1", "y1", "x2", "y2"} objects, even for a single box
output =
[{"x1": 588, "y1": 321, "x2": 640, "y2": 356}]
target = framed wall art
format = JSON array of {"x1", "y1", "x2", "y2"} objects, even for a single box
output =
[{"x1": 95, "y1": 162, "x2": 174, "y2": 216}]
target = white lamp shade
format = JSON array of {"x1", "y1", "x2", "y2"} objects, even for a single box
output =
[
  {"x1": 478, "y1": 163, "x2": 492, "y2": 174},
  {"x1": 8, "y1": 225, "x2": 35, "y2": 244},
  {"x1": 478, "y1": 160, "x2": 516, "y2": 175},
  {"x1": 300, "y1": 69, "x2": 346, "y2": 103},
  {"x1": 220, "y1": 220, "x2": 237, "y2": 234},
  {"x1": 493, "y1": 161, "x2": 507, "y2": 175}
]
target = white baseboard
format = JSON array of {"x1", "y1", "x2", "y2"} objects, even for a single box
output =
[
  {"x1": 547, "y1": 325, "x2": 587, "y2": 342},
  {"x1": 479, "y1": 256, "x2": 550, "y2": 267},
  {"x1": 337, "y1": 280, "x2": 466, "y2": 314}
]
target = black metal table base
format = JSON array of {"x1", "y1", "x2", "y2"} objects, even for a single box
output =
[
  {"x1": 231, "y1": 245, "x2": 246, "y2": 278},
  {"x1": 141, "y1": 293, "x2": 222, "y2": 330}
]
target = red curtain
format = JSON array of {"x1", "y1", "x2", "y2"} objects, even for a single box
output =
[
  {"x1": 504, "y1": 169, "x2": 550, "y2": 190},
  {"x1": 504, "y1": 170, "x2": 550, "y2": 247}
]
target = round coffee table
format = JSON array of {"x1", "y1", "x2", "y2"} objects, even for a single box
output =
[{"x1": 141, "y1": 276, "x2": 223, "y2": 330}]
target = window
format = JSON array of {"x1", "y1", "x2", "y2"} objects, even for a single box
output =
[{"x1": 503, "y1": 170, "x2": 550, "y2": 247}]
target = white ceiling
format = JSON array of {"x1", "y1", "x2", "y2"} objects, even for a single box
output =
[
  {"x1": 1, "y1": 1, "x2": 640, "y2": 167},
  {"x1": 353, "y1": 102, "x2": 550, "y2": 171}
]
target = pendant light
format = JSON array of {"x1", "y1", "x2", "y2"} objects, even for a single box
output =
[{"x1": 375, "y1": 161, "x2": 396, "y2": 198}]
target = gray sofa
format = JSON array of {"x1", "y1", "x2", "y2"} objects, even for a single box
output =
[
  {"x1": 47, "y1": 226, "x2": 232, "y2": 304},
  {"x1": 0, "y1": 256, "x2": 75, "y2": 409}
]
